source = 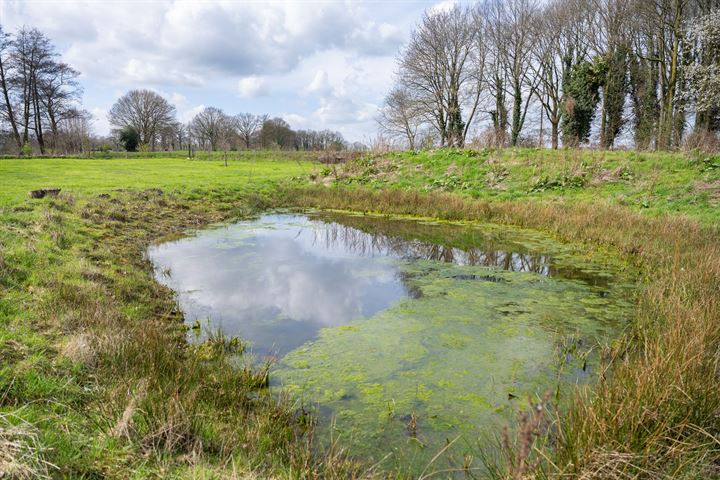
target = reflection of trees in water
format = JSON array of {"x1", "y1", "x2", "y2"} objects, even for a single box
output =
[{"x1": 314, "y1": 221, "x2": 554, "y2": 276}]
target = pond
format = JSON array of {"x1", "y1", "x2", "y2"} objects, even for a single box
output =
[{"x1": 148, "y1": 211, "x2": 635, "y2": 474}]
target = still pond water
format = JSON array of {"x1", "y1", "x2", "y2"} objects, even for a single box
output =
[{"x1": 148, "y1": 211, "x2": 635, "y2": 473}]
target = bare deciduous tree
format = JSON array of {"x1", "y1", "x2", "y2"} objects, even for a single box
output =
[
  {"x1": 486, "y1": 0, "x2": 542, "y2": 147},
  {"x1": 189, "y1": 106, "x2": 229, "y2": 151},
  {"x1": 234, "y1": 112, "x2": 266, "y2": 149},
  {"x1": 530, "y1": 0, "x2": 592, "y2": 148},
  {"x1": 259, "y1": 117, "x2": 295, "y2": 149},
  {"x1": 39, "y1": 62, "x2": 83, "y2": 152},
  {"x1": 12, "y1": 27, "x2": 58, "y2": 153},
  {"x1": 157, "y1": 121, "x2": 185, "y2": 151},
  {"x1": 398, "y1": 5, "x2": 484, "y2": 147},
  {"x1": 108, "y1": 89, "x2": 176, "y2": 150},
  {"x1": 377, "y1": 86, "x2": 424, "y2": 149},
  {"x1": 295, "y1": 129, "x2": 346, "y2": 150},
  {"x1": 0, "y1": 26, "x2": 21, "y2": 149},
  {"x1": 0, "y1": 26, "x2": 86, "y2": 154}
]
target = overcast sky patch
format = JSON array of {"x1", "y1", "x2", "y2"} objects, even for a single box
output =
[{"x1": 0, "y1": 0, "x2": 447, "y2": 141}]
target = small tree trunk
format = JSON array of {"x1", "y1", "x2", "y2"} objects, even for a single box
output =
[
  {"x1": 600, "y1": 85, "x2": 608, "y2": 149},
  {"x1": 511, "y1": 80, "x2": 522, "y2": 146},
  {"x1": 0, "y1": 60, "x2": 22, "y2": 149}
]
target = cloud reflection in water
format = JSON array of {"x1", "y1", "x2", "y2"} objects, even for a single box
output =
[{"x1": 149, "y1": 215, "x2": 409, "y2": 356}]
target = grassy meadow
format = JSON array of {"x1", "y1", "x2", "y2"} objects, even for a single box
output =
[
  {"x1": 1, "y1": 149, "x2": 719, "y2": 478},
  {"x1": 0, "y1": 156, "x2": 313, "y2": 203}
]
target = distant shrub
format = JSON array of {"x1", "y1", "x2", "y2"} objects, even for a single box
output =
[
  {"x1": 119, "y1": 126, "x2": 140, "y2": 152},
  {"x1": 683, "y1": 129, "x2": 720, "y2": 154},
  {"x1": 470, "y1": 128, "x2": 507, "y2": 149},
  {"x1": 20, "y1": 142, "x2": 32, "y2": 157}
]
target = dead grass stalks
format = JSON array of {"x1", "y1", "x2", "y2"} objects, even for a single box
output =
[{"x1": 0, "y1": 412, "x2": 53, "y2": 479}]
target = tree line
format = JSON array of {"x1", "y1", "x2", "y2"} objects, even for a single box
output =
[
  {"x1": 0, "y1": 24, "x2": 353, "y2": 155},
  {"x1": 4, "y1": 6, "x2": 719, "y2": 156},
  {"x1": 0, "y1": 25, "x2": 89, "y2": 155},
  {"x1": 108, "y1": 90, "x2": 354, "y2": 153},
  {"x1": 379, "y1": 0, "x2": 720, "y2": 151}
]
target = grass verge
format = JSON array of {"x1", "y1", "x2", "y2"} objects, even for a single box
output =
[{"x1": 313, "y1": 148, "x2": 720, "y2": 224}]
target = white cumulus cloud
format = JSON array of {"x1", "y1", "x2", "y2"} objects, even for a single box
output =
[
  {"x1": 304, "y1": 71, "x2": 333, "y2": 96},
  {"x1": 238, "y1": 76, "x2": 269, "y2": 98}
]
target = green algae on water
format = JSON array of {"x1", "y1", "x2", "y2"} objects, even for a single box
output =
[{"x1": 275, "y1": 259, "x2": 634, "y2": 473}]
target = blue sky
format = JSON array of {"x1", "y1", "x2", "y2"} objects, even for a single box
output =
[{"x1": 0, "y1": 0, "x2": 456, "y2": 142}]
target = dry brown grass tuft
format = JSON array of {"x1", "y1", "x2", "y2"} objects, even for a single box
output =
[
  {"x1": 683, "y1": 129, "x2": 720, "y2": 154},
  {"x1": 60, "y1": 332, "x2": 98, "y2": 368},
  {"x1": 0, "y1": 412, "x2": 52, "y2": 479},
  {"x1": 318, "y1": 151, "x2": 363, "y2": 164},
  {"x1": 499, "y1": 393, "x2": 553, "y2": 480},
  {"x1": 694, "y1": 179, "x2": 720, "y2": 206}
]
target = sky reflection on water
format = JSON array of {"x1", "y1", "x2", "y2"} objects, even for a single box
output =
[{"x1": 148, "y1": 213, "x2": 611, "y2": 357}]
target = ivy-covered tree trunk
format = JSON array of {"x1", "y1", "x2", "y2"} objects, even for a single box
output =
[
  {"x1": 561, "y1": 59, "x2": 603, "y2": 146},
  {"x1": 629, "y1": 55, "x2": 659, "y2": 150},
  {"x1": 510, "y1": 78, "x2": 523, "y2": 146},
  {"x1": 447, "y1": 79, "x2": 465, "y2": 147},
  {"x1": 657, "y1": 0, "x2": 684, "y2": 150},
  {"x1": 435, "y1": 107, "x2": 447, "y2": 147},
  {"x1": 490, "y1": 72, "x2": 508, "y2": 146},
  {"x1": 600, "y1": 47, "x2": 629, "y2": 149}
]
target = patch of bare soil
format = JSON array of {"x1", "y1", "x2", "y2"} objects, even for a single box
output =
[
  {"x1": 589, "y1": 165, "x2": 631, "y2": 186},
  {"x1": 694, "y1": 179, "x2": 720, "y2": 206},
  {"x1": 486, "y1": 167, "x2": 509, "y2": 189}
]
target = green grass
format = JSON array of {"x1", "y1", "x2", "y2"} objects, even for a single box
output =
[
  {"x1": 317, "y1": 148, "x2": 720, "y2": 223},
  {"x1": 0, "y1": 155, "x2": 313, "y2": 204},
  {"x1": 1, "y1": 149, "x2": 719, "y2": 478}
]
